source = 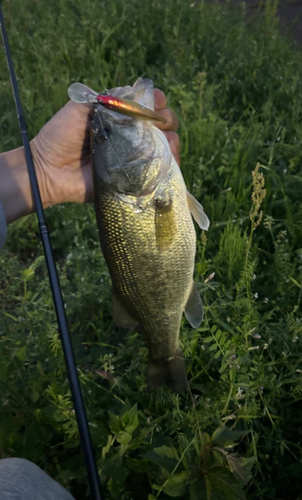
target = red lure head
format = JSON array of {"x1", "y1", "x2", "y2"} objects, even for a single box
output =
[
  {"x1": 96, "y1": 94, "x2": 130, "y2": 111},
  {"x1": 96, "y1": 93, "x2": 167, "y2": 124}
]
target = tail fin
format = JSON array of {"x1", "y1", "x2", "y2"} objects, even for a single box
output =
[{"x1": 147, "y1": 350, "x2": 188, "y2": 393}]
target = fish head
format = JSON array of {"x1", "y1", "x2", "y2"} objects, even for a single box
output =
[{"x1": 92, "y1": 78, "x2": 171, "y2": 197}]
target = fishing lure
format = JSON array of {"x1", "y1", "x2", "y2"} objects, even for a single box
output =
[{"x1": 68, "y1": 82, "x2": 167, "y2": 124}]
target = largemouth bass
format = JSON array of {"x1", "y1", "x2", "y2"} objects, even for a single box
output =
[{"x1": 92, "y1": 78, "x2": 209, "y2": 392}]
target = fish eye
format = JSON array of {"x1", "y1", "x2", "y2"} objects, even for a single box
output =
[
  {"x1": 103, "y1": 127, "x2": 111, "y2": 137},
  {"x1": 94, "y1": 126, "x2": 111, "y2": 144}
]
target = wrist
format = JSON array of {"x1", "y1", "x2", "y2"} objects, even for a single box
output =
[
  {"x1": 0, "y1": 144, "x2": 50, "y2": 224},
  {"x1": 0, "y1": 147, "x2": 32, "y2": 224}
]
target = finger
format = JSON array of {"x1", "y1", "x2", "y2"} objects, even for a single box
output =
[
  {"x1": 154, "y1": 88, "x2": 167, "y2": 110},
  {"x1": 154, "y1": 108, "x2": 179, "y2": 132},
  {"x1": 164, "y1": 131, "x2": 180, "y2": 155},
  {"x1": 66, "y1": 99, "x2": 91, "y2": 115},
  {"x1": 163, "y1": 131, "x2": 180, "y2": 165}
]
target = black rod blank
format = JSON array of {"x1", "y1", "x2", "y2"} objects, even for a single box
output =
[{"x1": 0, "y1": 4, "x2": 102, "y2": 500}]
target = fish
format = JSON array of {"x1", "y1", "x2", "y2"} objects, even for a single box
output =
[{"x1": 91, "y1": 78, "x2": 210, "y2": 393}]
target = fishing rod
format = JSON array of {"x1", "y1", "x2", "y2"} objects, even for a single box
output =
[{"x1": 0, "y1": 4, "x2": 102, "y2": 500}]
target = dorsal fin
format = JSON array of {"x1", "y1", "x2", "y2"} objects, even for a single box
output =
[{"x1": 133, "y1": 77, "x2": 154, "y2": 110}]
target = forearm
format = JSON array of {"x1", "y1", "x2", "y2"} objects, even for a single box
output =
[{"x1": 0, "y1": 145, "x2": 49, "y2": 224}]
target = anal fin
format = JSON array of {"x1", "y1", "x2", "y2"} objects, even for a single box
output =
[
  {"x1": 112, "y1": 292, "x2": 138, "y2": 330},
  {"x1": 184, "y1": 282, "x2": 204, "y2": 328}
]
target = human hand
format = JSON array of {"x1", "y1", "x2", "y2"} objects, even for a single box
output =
[{"x1": 31, "y1": 89, "x2": 180, "y2": 208}]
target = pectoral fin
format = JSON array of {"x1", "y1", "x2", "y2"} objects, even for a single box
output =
[
  {"x1": 187, "y1": 191, "x2": 210, "y2": 230},
  {"x1": 185, "y1": 282, "x2": 204, "y2": 328},
  {"x1": 112, "y1": 292, "x2": 138, "y2": 330},
  {"x1": 154, "y1": 187, "x2": 176, "y2": 249}
]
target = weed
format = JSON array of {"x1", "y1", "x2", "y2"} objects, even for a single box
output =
[{"x1": 0, "y1": 0, "x2": 302, "y2": 498}]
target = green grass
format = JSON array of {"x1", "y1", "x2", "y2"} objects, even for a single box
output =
[{"x1": 0, "y1": 0, "x2": 302, "y2": 498}]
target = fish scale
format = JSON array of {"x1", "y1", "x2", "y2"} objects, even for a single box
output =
[
  {"x1": 91, "y1": 78, "x2": 209, "y2": 392},
  {"x1": 94, "y1": 159, "x2": 196, "y2": 363}
]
